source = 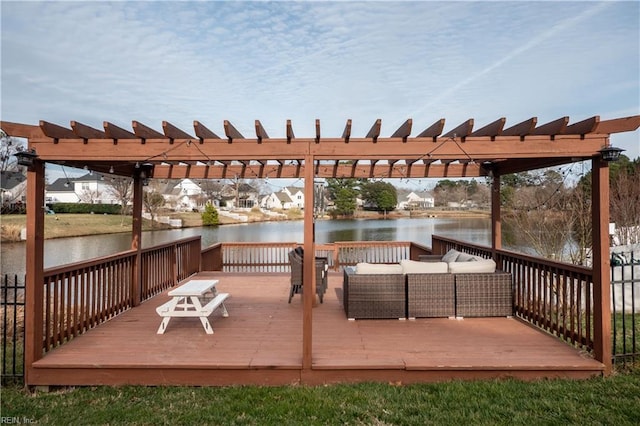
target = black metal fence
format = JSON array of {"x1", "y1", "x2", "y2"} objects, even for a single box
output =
[
  {"x1": 611, "y1": 249, "x2": 639, "y2": 369},
  {"x1": 1, "y1": 274, "x2": 25, "y2": 384},
  {"x1": 1, "y1": 249, "x2": 639, "y2": 383}
]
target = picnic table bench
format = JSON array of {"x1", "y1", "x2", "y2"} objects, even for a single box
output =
[{"x1": 156, "y1": 278, "x2": 229, "y2": 334}]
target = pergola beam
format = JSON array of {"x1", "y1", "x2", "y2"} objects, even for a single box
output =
[
  {"x1": 132, "y1": 121, "x2": 166, "y2": 140},
  {"x1": 40, "y1": 120, "x2": 76, "y2": 140},
  {"x1": 162, "y1": 121, "x2": 194, "y2": 141},
  {"x1": 416, "y1": 118, "x2": 445, "y2": 139},
  {"x1": 565, "y1": 116, "x2": 599, "y2": 135},
  {"x1": 594, "y1": 115, "x2": 640, "y2": 134},
  {"x1": 366, "y1": 119, "x2": 382, "y2": 142},
  {"x1": 532, "y1": 116, "x2": 569, "y2": 136},
  {"x1": 341, "y1": 119, "x2": 352, "y2": 142},
  {"x1": 151, "y1": 162, "x2": 485, "y2": 179},
  {"x1": 104, "y1": 121, "x2": 136, "y2": 140},
  {"x1": 224, "y1": 120, "x2": 244, "y2": 141},
  {"x1": 71, "y1": 121, "x2": 106, "y2": 139},
  {"x1": 391, "y1": 119, "x2": 412, "y2": 141},
  {"x1": 471, "y1": 117, "x2": 505, "y2": 138},
  {"x1": 25, "y1": 134, "x2": 610, "y2": 164},
  {"x1": 502, "y1": 117, "x2": 537, "y2": 137},
  {"x1": 443, "y1": 119, "x2": 474, "y2": 139},
  {"x1": 255, "y1": 120, "x2": 269, "y2": 142},
  {"x1": 193, "y1": 120, "x2": 221, "y2": 141}
]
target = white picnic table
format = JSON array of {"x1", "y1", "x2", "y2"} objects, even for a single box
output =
[{"x1": 156, "y1": 278, "x2": 229, "y2": 334}]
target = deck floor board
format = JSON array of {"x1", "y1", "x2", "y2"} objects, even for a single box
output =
[{"x1": 31, "y1": 272, "x2": 603, "y2": 385}]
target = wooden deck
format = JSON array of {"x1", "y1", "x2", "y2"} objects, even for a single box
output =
[{"x1": 31, "y1": 272, "x2": 604, "y2": 386}]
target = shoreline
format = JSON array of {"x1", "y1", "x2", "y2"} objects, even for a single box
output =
[{"x1": 1, "y1": 209, "x2": 490, "y2": 242}]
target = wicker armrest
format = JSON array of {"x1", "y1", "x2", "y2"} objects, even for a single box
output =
[
  {"x1": 455, "y1": 271, "x2": 513, "y2": 317},
  {"x1": 343, "y1": 268, "x2": 406, "y2": 320}
]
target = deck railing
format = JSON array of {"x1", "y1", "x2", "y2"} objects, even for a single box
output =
[
  {"x1": 40, "y1": 237, "x2": 200, "y2": 353},
  {"x1": 14, "y1": 236, "x2": 636, "y2": 373},
  {"x1": 201, "y1": 241, "x2": 431, "y2": 272},
  {"x1": 42, "y1": 251, "x2": 136, "y2": 352},
  {"x1": 140, "y1": 236, "x2": 201, "y2": 299},
  {"x1": 432, "y1": 235, "x2": 595, "y2": 352}
]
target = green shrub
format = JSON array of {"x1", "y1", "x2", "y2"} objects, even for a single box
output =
[
  {"x1": 201, "y1": 203, "x2": 219, "y2": 226},
  {"x1": 50, "y1": 203, "x2": 121, "y2": 214}
]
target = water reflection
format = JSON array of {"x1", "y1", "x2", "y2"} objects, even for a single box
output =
[{"x1": 1, "y1": 217, "x2": 490, "y2": 276}]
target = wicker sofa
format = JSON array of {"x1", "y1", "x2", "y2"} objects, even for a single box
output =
[{"x1": 341, "y1": 251, "x2": 513, "y2": 320}]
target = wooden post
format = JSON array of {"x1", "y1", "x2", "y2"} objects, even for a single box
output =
[
  {"x1": 24, "y1": 160, "x2": 45, "y2": 384},
  {"x1": 131, "y1": 175, "x2": 143, "y2": 306},
  {"x1": 491, "y1": 173, "x2": 501, "y2": 250},
  {"x1": 491, "y1": 173, "x2": 502, "y2": 263},
  {"x1": 302, "y1": 154, "x2": 315, "y2": 369},
  {"x1": 592, "y1": 156, "x2": 612, "y2": 374}
]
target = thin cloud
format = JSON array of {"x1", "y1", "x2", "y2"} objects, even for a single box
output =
[{"x1": 1, "y1": 1, "x2": 638, "y2": 158}]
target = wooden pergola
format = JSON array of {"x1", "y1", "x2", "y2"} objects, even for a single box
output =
[{"x1": 2, "y1": 114, "x2": 640, "y2": 382}]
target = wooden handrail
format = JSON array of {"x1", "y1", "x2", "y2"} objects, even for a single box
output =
[
  {"x1": 38, "y1": 236, "x2": 596, "y2": 356},
  {"x1": 41, "y1": 237, "x2": 202, "y2": 353},
  {"x1": 432, "y1": 235, "x2": 595, "y2": 352}
]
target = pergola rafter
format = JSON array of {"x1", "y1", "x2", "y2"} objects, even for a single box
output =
[{"x1": 3, "y1": 115, "x2": 638, "y2": 180}]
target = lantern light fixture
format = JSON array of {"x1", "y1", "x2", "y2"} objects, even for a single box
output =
[
  {"x1": 14, "y1": 149, "x2": 38, "y2": 168},
  {"x1": 598, "y1": 145, "x2": 625, "y2": 162}
]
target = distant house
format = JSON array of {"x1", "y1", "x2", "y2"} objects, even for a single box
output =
[
  {"x1": 220, "y1": 182, "x2": 260, "y2": 209},
  {"x1": 398, "y1": 191, "x2": 435, "y2": 210},
  {"x1": 284, "y1": 186, "x2": 305, "y2": 209},
  {"x1": 261, "y1": 186, "x2": 305, "y2": 210},
  {"x1": 1, "y1": 170, "x2": 27, "y2": 205},
  {"x1": 45, "y1": 173, "x2": 119, "y2": 204},
  {"x1": 261, "y1": 191, "x2": 293, "y2": 210},
  {"x1": 160, "y1": 179, "x2": 206, "y2": 211}
]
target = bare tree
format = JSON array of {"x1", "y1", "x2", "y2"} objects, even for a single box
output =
[
  {"x1": 78, "y1": 188, "x2": 102, "y2": 204},
  {"x1": 143, "y1": 182, "x2": 165, "y2": 228},
  {"x1": 503, "y1": 168, "x2": 575, "y2": 261},
  {"x1": 106, "y1": 177, "x2": 133, "y2": 225},
  {"x1": 610, "y1": 160, "x2": 640, "y2": 245},
  {"x1": 565, "y1": 186, "x2": 592, "y2": 265},
  {"x1": 1, "y1": 130, "x2": 26, "y2": 172}
]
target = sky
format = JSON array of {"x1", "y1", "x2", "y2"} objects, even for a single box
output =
[{"x1": 1, "y1": 0, "x2": 639, "y2": 188}]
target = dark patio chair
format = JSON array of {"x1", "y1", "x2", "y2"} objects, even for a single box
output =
[{"x1": 288, "y1": 247, "x2": 329, "y2": 303}]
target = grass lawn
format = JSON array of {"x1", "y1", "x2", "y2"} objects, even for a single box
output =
[
  {"x1": 1, "y1": 209, "x2": 302, "y2": 241},
  {"x1": 1, "y1": 213, "x2": 170, "y2": 240},
  {"x1": 2, "y1": 372, "x2": 639, "y2": 425}
]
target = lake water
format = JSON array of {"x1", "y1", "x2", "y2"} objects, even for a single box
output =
[{"x1": 1, "y1": 217, "x2": 490, "y2": 276}]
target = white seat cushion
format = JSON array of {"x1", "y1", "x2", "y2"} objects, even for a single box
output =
[
  {"x1": 355, "y1": 262, "x2": 404, "y2": 275},
  {"x1": 448, "y1": 259, "x2": 496, "y2": 273},
  {"x1": 400, "y1": 259, "x2": 448, "y2": 274}
]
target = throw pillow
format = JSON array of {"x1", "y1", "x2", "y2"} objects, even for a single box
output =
[{"x1": 441, "y1": 249, "x2": 461, "y2": 263}]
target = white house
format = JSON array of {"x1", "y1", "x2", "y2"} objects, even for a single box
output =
[
  {"x1": 283, "y1": 186, "x2": 304, "y2": 209},
  {"x1": 261, "y1": 191, "x2": 294, "y2": 210},
  {"x1": 261, "y1": 186, "x2": 305, "y2": 210},
  {"x1": 398, "y1": 191, "x2": 435, "y2": 210},
  {"x1": 157, "y1": 179, "x2": 205, "y2": 212},
  {"x1": 45, "y1": 173, "x2": 119, "y2": 204}
]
